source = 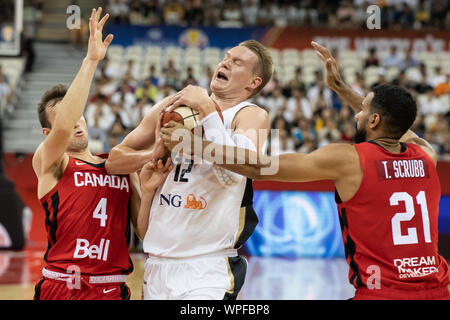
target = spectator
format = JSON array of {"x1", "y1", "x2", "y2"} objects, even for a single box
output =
[
  {"x1": 383, "y1": 46, "x2": 404, "y2": 69},
  {"x1": 111, "y1": 82, "x2": 137, "y2": 111},
  {"x1": 143, "y1": 0, "x2": 163, "y2": 24},
  {"x1": 419, "y1": 89, "x2": 442, "y2": 115},
  {"x1": 270, "y1": 129, "x2": 296, "y2": 155},
  {"x1": 413, "y1": 72, "x2": 433, "y2": 94},
  {"x1": 130, "y1": 96, "x2": 153, "y2": 126},
  {"x1": 108, "y1": 0, "x2": 130, "y2": 23},
  {"x1": 146, "y1": 65, "x2": 160, "y2": 87},
  {"x1": 427, "y1": 66, "x2": 447, "y2": 88},
  {"x1": 286, "y1": 88, "x2": 312, "y2": 122},
  {"x1": 86, "y1": 105, "x2": 109, "y2": 152},
  {"x1": 163, "y1": 0, "x2": 185, "y2": 25},
  {"x1": 364, "y1": 47, "x2": 380, "y2": 68},
  {"x1": 198, "y1": 65, "x2": 214, "y2": 90},
  {"x1": 155, "y1": 84, "x2": 177, "y2": 101},
  {"x1": 120, "y1": 60, "x2": 140, "y2": 81},
  {"x1": 370, "y1": 68, "x2": 388, "y2": 91},
  {"x1": 414, "y1": 0, "x2": 431, "y2": 28},
  {"x1": 102, "y1": 57, "x2": 120, "y2": 79},
  {"x1": 184, "y1": 0, "x2": 205, "y2": 26},
  {"x1": 430, "y1": 0, "x2": 448, "y2": 29},
  {"x1": 135, "y1": 78, "x2": 158, "y2": 104},
  {"x1": 287, "y1": 67, "x2": 307, "y2": 96},
  {"x1": 85, "y1": 94, "x2": 115, "y2": 135},
  {"x1": 257, "y1": 0, "x2": 273, "y2": 25},
  {"x1": 182, "y1": 66, "x2": 198, "y2": 87},
  {"x1": 292, "y1": 116, "x2": 317, "y2": 149},
  {"x1": 336, "y1": 0, "x2": 356, "y2": 29},
  {"x1": 307, "y1": 76, "x2": 333, "y2": 111},
  {"x1": 160, "y1": 59, "x2": 180, "y2": 90},
  {"x1": 400, "y1": 49, "x2": 420, "y2": 71},
  {"x1": 241, "y1": 0, "x2": 259, "y2": 26},
  {"x1": 219, "y1": 0, "x2": 244, "y2": 27},
  {"x1": 108, "y1": 114, "x2": 128, "y2": 150},
  {"x1": 351, "y1": 72, "x2": 368, "y2": 96},
  {"x1": 266, "y1": 86, "x2": 287, "y2": 115},
  {"x1": 395, "y1": 2, "x2": 415, "y2": 28}
]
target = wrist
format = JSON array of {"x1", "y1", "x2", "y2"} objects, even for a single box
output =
[
  {"x1": 82, "y1": 57, "x2": 99, "y2": 69},
  {"x1": 142, "y1": 187, "x2": 157, "y2": 197},
  {"x1": 199, "y1": 99, "x2": 217, "y2": 119}
]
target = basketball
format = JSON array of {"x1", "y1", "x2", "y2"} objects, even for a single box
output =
[{"x1": 161, "y1": 104, "x2": 224, "y2": 134}]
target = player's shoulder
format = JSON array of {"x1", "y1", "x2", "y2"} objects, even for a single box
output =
[
  {"x1": 405, "y1": 138, "x2": 437, "y2": 165},
  {"x1": 233, "y1": 103, "x2": 269, "y2": 129}
]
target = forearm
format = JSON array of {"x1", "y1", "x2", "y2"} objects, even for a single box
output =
[
  {"x1": 333, "y1": 81, "x2": 364, "y2": 113},
  {"x1": 129, "y1": 173, "x2": 141, "y2": 232},
  {"x1": 106, "y1": 145, "x2": 156, "y2": 174},
  {"x1": 200, "y1": 139, "x2": 265, "y2": 180},
  {"x1": 135, "y1": 191, "x2": 156, "y2": 241},
  {"x1": 53, "y1": 58, "x2": 99, "y2": 130}
]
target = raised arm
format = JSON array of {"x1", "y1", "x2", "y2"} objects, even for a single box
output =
[
  {"x1": 311, "y1": 41, "x2": 363, "y2": 114},
  {"x1": 311, "y1": 41, "x2": 437, "y2": 165},
  {"x1": 33, "y1": 8, "x2": 113, "y2": 176}
]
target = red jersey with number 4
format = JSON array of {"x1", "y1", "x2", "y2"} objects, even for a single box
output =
[
  {"x1": 39, "y1": 156, "x2": 133, "y2": 276},
  {"x1": 336, "y1": 141, "x2": 449, "y2": 299}
]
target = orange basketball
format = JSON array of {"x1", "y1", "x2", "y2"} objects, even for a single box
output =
[{"x1": 161, "y1": 104, "x2": 224, "y2": 135}]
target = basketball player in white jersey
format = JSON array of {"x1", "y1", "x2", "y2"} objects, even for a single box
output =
[{"x1": 105, "y1": 40, "x2": 274, "y2": 299}]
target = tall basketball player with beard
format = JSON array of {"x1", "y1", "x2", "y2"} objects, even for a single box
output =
[
  {"x1": 106, "y1": 40, "x2": 274, "y2": 299},
  {"x1": 32, "y1": 8, "x2": 142, "y2": 300}
]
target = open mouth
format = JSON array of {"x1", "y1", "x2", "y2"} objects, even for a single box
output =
[
  {"x1": 216, "y1": 71, "x2": 229, "y2": 81},
  {"x1": 74, "y1": 130, "x2": 84, "y2": 136}
]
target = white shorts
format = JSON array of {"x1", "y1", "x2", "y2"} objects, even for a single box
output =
[{"x1": 142, "y1": 254, "x2": 247, "y2": 300}]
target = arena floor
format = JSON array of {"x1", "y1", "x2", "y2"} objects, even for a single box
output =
[{"x1": 0, "y1": 246, "x2": 356, "y2": 300}]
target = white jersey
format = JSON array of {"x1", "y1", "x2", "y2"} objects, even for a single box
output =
[{"x1": 143, "y1": 101, "x2": 258, "y2": 258}]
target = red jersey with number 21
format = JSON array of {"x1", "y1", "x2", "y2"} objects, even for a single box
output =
[
  {"x1": 336, "y1": 141, "x2": 449, "y2": 299},
  {"x1": 39, "y1": 156, "x2": 133, "y2": 276}
]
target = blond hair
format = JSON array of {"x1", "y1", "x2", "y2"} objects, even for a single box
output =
[{"x1": 239, "y1": 40, "x2": 274, "y2": 98}]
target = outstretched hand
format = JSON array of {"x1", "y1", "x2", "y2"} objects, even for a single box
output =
[
  {"x1": 86, "y1": 7, "x2": 114, "y2": 62},
  {"x1": 311, "y1": 41, "x2": 344, "y2": 92}
]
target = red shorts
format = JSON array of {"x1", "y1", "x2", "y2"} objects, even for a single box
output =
[
  {"x1": 34, "y1": 277, "x2": 131, "y2": 300},
  {"x1": 354, "y1": 286, "x2": 450, "y2": 300}
]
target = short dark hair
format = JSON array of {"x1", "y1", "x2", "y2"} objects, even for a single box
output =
[
  {"x1": 370, "y1": 84, "x2": 417, "y2": 137},
  {"x1": 37, "y1": 84, "x2": 67, "y2": 128}
]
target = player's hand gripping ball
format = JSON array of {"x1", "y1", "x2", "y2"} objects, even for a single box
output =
[{"x1": 160, "y1": 104, "x2": 224, "y2": 136}]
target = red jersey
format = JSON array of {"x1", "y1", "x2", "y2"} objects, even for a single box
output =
[
  {"x1": 39, "y1": 156, "x2": 133, "y2": 276},
  {"x1": 336, "y1": 141, "x2": 449, "y2": 299}
]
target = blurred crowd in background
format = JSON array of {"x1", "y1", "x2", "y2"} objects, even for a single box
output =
[
  {"x1": 85, "y1": 44, "x2": 450, "y2": 160},
  {"x1": 102, "y1": 0, "x2": 450, "y2": 30},
  {"x1": 20, "y1": 0, "x2": 450, "y2": 30},
  {"x1": 8, "y1": 0, "x2": 450, "y2": 161}
]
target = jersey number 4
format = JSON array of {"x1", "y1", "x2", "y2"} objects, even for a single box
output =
[
  {"x1": 390, "y1": 191, "x2": 431, "y2": 245},
  {"x1": 93, "y1": 198, "x2": 108, "y2": 227}
]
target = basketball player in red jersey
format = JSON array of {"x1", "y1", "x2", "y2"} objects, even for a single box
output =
[
  {"x1": 161, "y1": 42, "x2": 450, "y2": 300},
  {"x1": 32, "y1": 8, "x2": 141, "y2": 300}
]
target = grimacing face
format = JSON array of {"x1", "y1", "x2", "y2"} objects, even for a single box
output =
[
  {"x1": 210, "y1": 45, "x2": 260, "y2": 98},
  {"x1": 43, "y1": 103, "x2": 89, "y2": 152}
]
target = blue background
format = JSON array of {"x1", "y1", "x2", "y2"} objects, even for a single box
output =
[
  {"x1": 107, "y1": 24, "x2": 267, "y2": 48},
  {"x1": 245, "y1": 191, "x2": 450, "y2": 258}
]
